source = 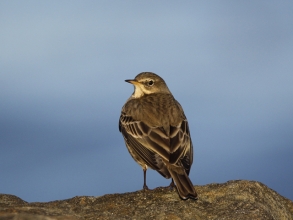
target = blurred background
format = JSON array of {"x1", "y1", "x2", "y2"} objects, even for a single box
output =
[{"x1": 1, "y1": 1, "x2": 292, "y2": 202}]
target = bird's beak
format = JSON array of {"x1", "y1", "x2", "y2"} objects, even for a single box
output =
[{"x1": 125, "y1": 79, "x2": 140, "y2": 85}]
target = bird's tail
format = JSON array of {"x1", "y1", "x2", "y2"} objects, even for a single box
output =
[{"x1": 169, "y1": 168, "x2": 197, "y2": 200}]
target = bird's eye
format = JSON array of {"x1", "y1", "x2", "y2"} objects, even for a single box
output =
[{"x1": 148, "y1": 80, "x2": 154, "y2": 86}]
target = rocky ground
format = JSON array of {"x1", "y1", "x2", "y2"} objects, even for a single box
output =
[{"x1": 1, "y1": 180, "x2": 293, "y2": 220}]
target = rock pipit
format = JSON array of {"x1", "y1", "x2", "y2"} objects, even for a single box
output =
[{"x1": 119, "y1": 72, "x2": 197, "y2": 200}]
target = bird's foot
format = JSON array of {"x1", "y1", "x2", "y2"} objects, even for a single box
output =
[
  {"x1": 154, "y1": 182, "x2": 176, "y2": 191},
  {"x1": 142, "y1": 184, "x2": 149, "y2": 190},
  {"x1": 168, "y1": 180, "x2": 175, "y2": 190},
  {"x1": 157, "y1": 180, "x2": 175, "y2": 190}
]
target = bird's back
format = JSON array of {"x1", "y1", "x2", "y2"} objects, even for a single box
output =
[{"x1": 123, "y1": 93, "x2": 185, "y2": 134}]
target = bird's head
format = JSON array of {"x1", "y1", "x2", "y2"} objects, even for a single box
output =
[{"x1": 125, "y1": 72, "x2": 171, "y2": 98}]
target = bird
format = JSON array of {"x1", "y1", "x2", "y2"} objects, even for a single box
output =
[{"x1": 119, "y1": 72, "x2": 197, "y2": 200}]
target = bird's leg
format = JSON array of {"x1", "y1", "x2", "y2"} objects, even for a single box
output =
[
  {"x1": 143, "y1": 167, "x2": 149, "y2": 190},
  {"x1": 169, "y1": 178, "x2": 175, "y2": 190}
]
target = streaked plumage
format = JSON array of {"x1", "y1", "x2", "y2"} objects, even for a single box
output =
[{"x1": 119, "y1": 72, "x2": 197, "y2": 200}]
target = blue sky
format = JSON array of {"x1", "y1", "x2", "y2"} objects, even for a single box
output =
[{"x1": 1, "y1": 1, "x2": 293, "y2": 202}]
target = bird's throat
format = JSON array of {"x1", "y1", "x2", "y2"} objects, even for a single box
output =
[{"x1": 132, "y1": 86, "x2": 145, "y2": 98}]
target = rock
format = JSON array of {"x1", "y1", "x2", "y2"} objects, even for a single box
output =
[{"x1": 0, "y1": 180, "x2": 292, "y2": 220}]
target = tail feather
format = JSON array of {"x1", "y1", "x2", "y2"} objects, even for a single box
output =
[{"x1": 169, "y1": 169, "x2": 197, "y2": 200}]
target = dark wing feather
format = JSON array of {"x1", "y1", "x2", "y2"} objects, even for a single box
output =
[
  {"x1": 119, "y1": 112, "x2": 171, "y2": 178},
  {"x1": 169, "y1": 119, "x2": 193, "y2": 175}
]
